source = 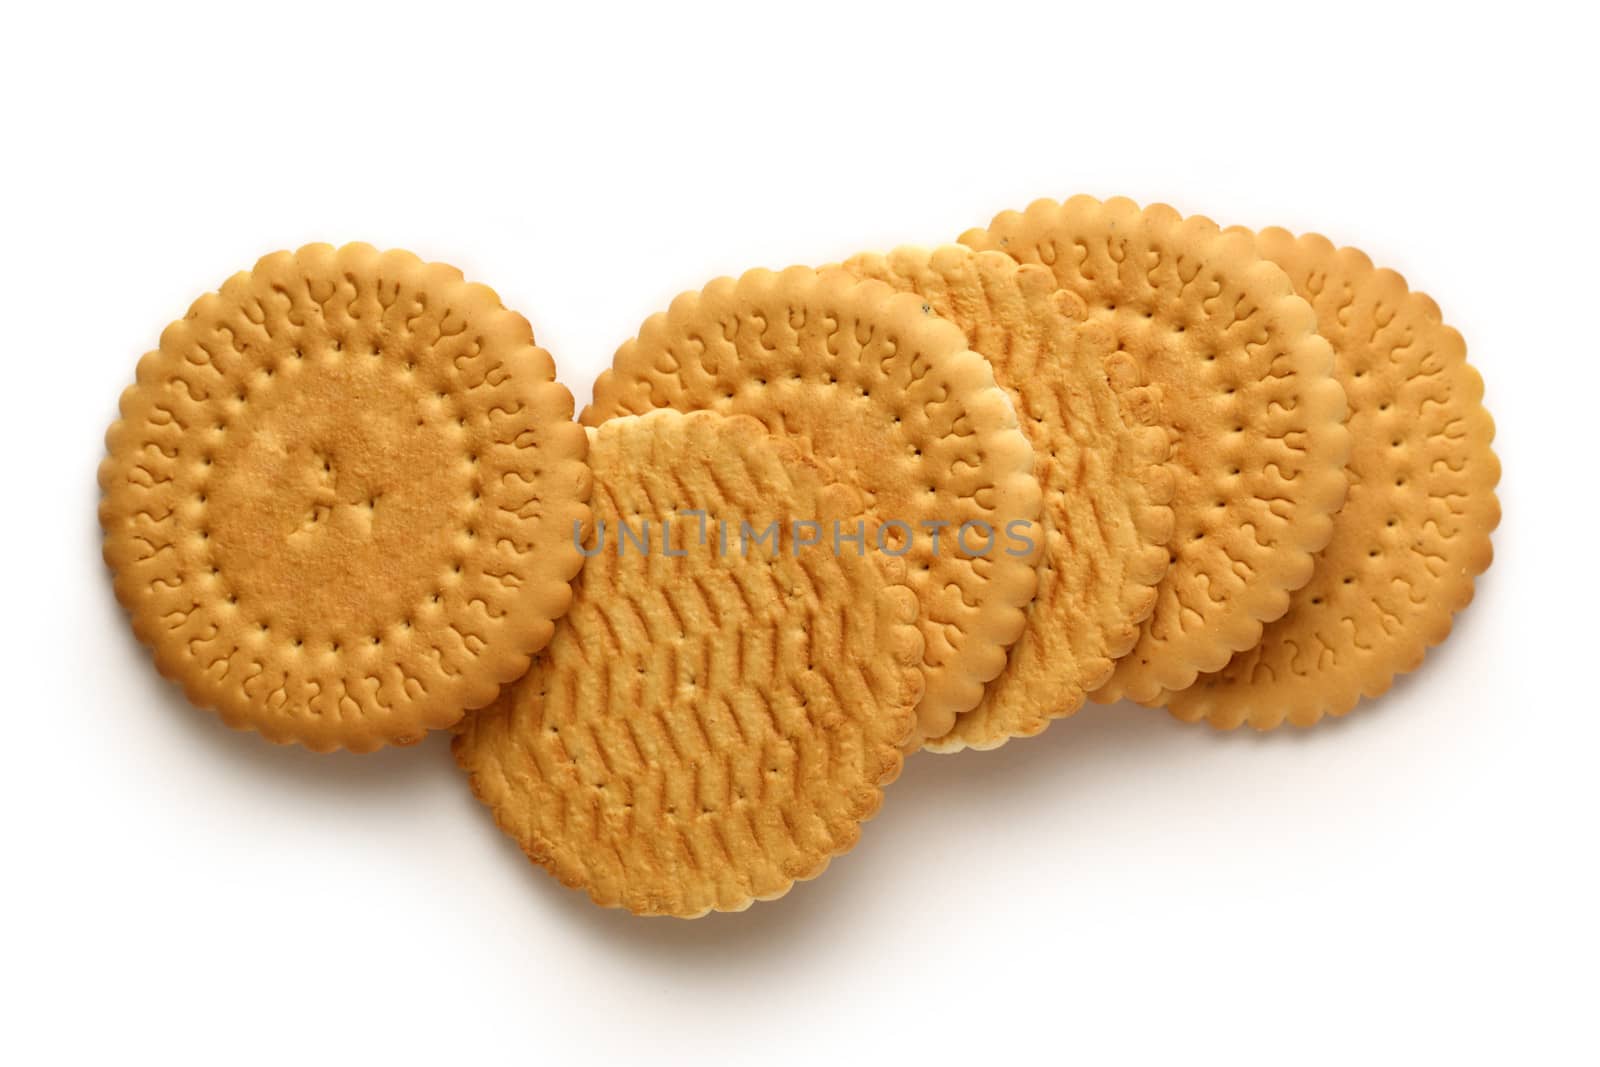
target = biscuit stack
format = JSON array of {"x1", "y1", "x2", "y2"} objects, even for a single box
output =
[{"x1": 100, "y1": 196, "x2": 1500, "y2": 917}]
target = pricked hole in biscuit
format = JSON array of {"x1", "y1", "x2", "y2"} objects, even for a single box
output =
[
  {"x1": 1310, "y1": 597, "x2": 1323, "y2": 605},
  {"x1": 225, "y1": 593, "x2": 236, "y2": 605},
  {"x1": 371, "y1": 635, "x2": 381, "y2": 646},
  {"x1": 331, "y1": 642, "x2": 341, "y2": 652},
  {"x1": 293, "y1": 637, "x2": 304, "y2": 648},
  {"x1": 293, "y1": 348, "x2": 304, "y2": 360}
]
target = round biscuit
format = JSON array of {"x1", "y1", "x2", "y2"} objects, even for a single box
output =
[
  {"x1": 454, "y1": 410, "x2": 924, "y2": 916},
  {"x1": 1165, "y1": 229, "x2": 1500, "y2": 728},
  {"x1": 99, "y1": 243, "x2": 591, "y2": 752}
]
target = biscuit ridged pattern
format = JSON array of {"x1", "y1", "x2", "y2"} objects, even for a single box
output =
[
  {"x1": 455, "y1": 411, "x2": 924, "y2": 916},
  {"x1": 1166, "y1": 230, "x2": 1500, "y2": 728},
  {"x1": 99, "y1": 243, "x2": 591, "y2": 752},
  {"x1": 962, "y1": 197, "x2": 1351, "y2": 703},
  {"x1": 581, "y1": 266, "x2": 1041, "y2": 742},
  {"x1": 834, "y1": 246, "x2": 1174, "y2": 750}
]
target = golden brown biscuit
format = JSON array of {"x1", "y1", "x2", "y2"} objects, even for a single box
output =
[
  {"x1": 100, "y1": 243, "x2": 591, "y2": 752},
  {"x1": 581, "y1": 266, "x2": 1040, "y2": 742},
  {"x1": 961, "y1": 196, "x2": 1350, "y2": 704},
  {"x1": 1166, "y1": 230, "x2": 1500, "y2": 728},
  {"x1": 454, "y1": 410, "x2": 924, "y2": 917},
  {"x1": 832, "y1": 246, "x2": 1173, "y2": 750}
]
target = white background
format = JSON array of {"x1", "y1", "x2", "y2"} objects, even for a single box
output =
[{"x1": 3, "y1": 3, "x2": 1596, "y2": 1063}]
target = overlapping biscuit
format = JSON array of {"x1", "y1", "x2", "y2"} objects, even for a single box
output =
[
  {"x1": 961, "y1": 196, "x2": 1350, "y2": 704},
  {"x1": 581, "y1": 266, "x2": 1041, "y2": 742},
  {"x1": 99, "y1": 243, "x2": 591, "y2": 752},
  {"x1": 454, "y1": 410, "x2": 924, "y2": 917},
  {"x1": 832, "y1": 246, "x2": 1174, "y2": 750},
  {"x1": 1166, "y1": 230, "x2": 1499, "y2": 728}
]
